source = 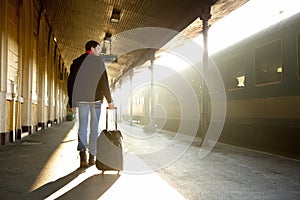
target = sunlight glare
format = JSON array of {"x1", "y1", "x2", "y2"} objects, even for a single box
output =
[
  {"x1": 155, "y1": 52, "x2": 190, "y2": 72},
  {"x1": 152, "y1": 0, "x2": 300, "y2": 71},
  {"x1": 207, "y1": 0, "x2": 300, "y2": 54}
]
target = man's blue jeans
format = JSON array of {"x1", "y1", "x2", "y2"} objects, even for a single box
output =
[{"x1": 77, "y1": 102, "x2": 101, "y2": 155}]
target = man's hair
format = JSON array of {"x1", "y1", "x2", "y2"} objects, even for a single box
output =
[{"x1": 85, "y1": 40, "x2": 100, "y2": 51}]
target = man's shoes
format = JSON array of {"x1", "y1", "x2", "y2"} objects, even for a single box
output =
[
  {"x1": 88, "y1": 153, "x2": 95, "y2": 165},
  {"x1": 79, "y1": 151, "x2": 88, "y2": 168}
]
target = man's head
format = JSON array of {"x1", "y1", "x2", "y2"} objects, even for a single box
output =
[{"x1": 85, "y1": 40, "x2": 101, "y2": 56}]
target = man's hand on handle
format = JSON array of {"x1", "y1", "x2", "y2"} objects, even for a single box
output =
[{"x1": 107, "y1": 102, "x2": 114, "y2": 109}]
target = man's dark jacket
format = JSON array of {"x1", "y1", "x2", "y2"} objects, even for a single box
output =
[{"x1": 67, "y1": 53, "x2": 112, "y2": 108}]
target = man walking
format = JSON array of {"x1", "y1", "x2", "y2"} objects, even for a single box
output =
[{"x1": 67, "y1": 40, "x2": 114, "y2": 167}]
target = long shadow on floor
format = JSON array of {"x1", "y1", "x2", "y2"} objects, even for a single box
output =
[
  {"x1": 59, "y1": 172, "x2": 120, "y2": 200},
  {"x1": 26, "y1": 167, "x2": 120, "y2": 199}
]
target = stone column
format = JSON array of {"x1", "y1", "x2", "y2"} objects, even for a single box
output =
[
  {"x1": 54, "y1": 54, "x2": 60, "y2": 124},
  {"x1": 59, "y1": 63, "x2": 64, "y2": 122},
  {"x1": 48, "y1": 34, "x2": 55, "y2": 126},
  {"x1": 0, "y1": 0, "x2": 8, "y2": 144},
  {"x1": 21, "y1": 0, "x2": 34, "y2": 134},
  {"x1": 37, "y1": 11, "x2": 46, "y2": 129}
]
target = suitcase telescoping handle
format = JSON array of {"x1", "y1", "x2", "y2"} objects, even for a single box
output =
[{"x1": 106, "y1": 107, "x2": 117, "y2": 130}]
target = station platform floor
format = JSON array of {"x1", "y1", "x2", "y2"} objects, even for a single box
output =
[{"x1": 0, "y1": 121, "x2": 299, "y2": 200}]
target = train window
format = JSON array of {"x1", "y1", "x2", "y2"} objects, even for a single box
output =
[
  {"x1": 255, "y1": 40, "x2": 282, "y2": 85},
  {"x1": 224, "y1": 54, "x2": 245, "y2": 90},
  {"x1": 298, "y1": 32, "x2": 300, "y2": 78}
]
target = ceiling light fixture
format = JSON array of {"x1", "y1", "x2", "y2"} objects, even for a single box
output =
[
  {"x1": 101, "y1": 31, "x2": 117, "y2": 63},
  {"x1": 104, "y1": 32, "x2": 112, "y2": 42},
  {"x1": 110, "y1": 8, "x2": 121, "y2": 23}
]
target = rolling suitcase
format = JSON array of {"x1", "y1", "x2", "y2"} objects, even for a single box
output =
[{"x1": 96, "y1": 107, "x2": 123, "y2": 173}]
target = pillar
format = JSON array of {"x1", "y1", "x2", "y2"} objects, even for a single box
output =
[
  {"x1": 48, "y1": 34, "x2": 55, "y2": 127},
  {"x1": 0, "y1": 0, "x2": 8, "y2": 144},
  {"x1": 129, "y1": 68, "x2": 133, "y2": 126},
  {"x1": 37, "y1": 10, "x2": 47, "y2": 130},
  {"x1": 21, "y1": 0, "x2": 34, "y2": 134},
  {"x1": 144, "y1": 52, "x2": 156, "y2": 132}
]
